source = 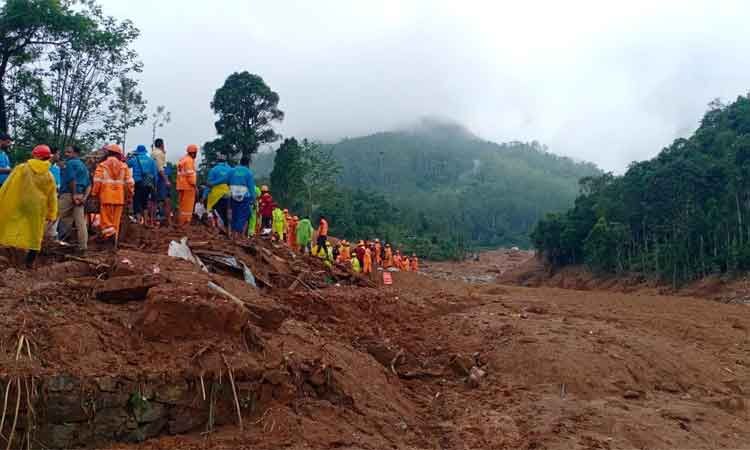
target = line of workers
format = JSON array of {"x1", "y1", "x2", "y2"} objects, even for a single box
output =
[{"x1": 0, "y1": 135, "x2": 419, "y2": 273}]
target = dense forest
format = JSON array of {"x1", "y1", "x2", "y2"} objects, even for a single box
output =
[
  {"x1": 256, "y1": 119, "x2": 600, "y2": 259},
  {"x1": 532, "y1": 95, "x2": 750, "y2": 285}
]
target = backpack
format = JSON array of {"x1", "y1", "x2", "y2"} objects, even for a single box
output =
[{"x1": 135, "y1": 155, "x2": 156, "y2": 193}]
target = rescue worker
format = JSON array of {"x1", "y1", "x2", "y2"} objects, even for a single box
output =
[
  {"x1": 351, "y1": 256, "x2": 361, "y2": 273},
  {"x1": 45, "y1": 147, "x2": 62, "y2": 241},
  {"x1": 402, "y1": 255, "x2": 411, "y2": 272},
  {"x1": 58, "y1": 145, "x2": 90, "y2": 252},
  {"x1": 384, "y1": 244, "x2": 394, "y2": 268},
  {"x1": 394, "y1": 250, "x2": 402, "y2": 270},
  {"x1": 0, "y1": 145, "x2": 58, "y2": 268},
  {"x1": 287, "y1": 215, "x2": 299, "y2": 248},
  {"x1": 363, "y1": 245, "x2": 373, "y2": 274},
  {"x1": 411, "y1": 254, "x2": 419, "y2": 272},
  {"x1": 151, "y1": 138, "x2": 171, "y2": 225},
  {"x1": 316, "y1": 215, "x2": 329, "y2": 250},
  {"x1": 355, "y1": 240, "x2": 366, "y2": 267},
  {"x1": 374, "y1": 239, "x2": 382, "y2": 266},
  {"x1": 126, "y1": 144, "x2": 158, "y2": 225},
  {"x1": 247, "y1": 185, "x2": 261, "y2": 237},
  {"x1": 296, "y1": 217, "x2": 314, "y2": 254},
  {"x1": 176, "y1": 145, "x2": 198, "y2": 225},
  {"x1": 206, "y1": 155, "x2": 232, "y2": 229},
  {"x1": 91, "y1": 144, "x2": 134, "y2": 242},
  {"x1": 0, "y1": 132, "x2": 13, "y2": 187},
  {"x1": 272, "y1": 205, "x2": 286, "y2": 241},
  {"x1": 258, "y1": 186, "x2": 274, "y2": 235},
  {"x1": 228, "y1": 157, "x2": 255, "y2": 239}
]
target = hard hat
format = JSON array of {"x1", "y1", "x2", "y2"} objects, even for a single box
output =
[
  {"x1": 186, "y1": 144, "x2": 199, "y2": 154},
  {"x1": 32, "y1": 145, "x2": 52, "y2": 160},
  {"x1": 104, "y1": 144, "x2": 123, "y2": 156},
  {"x1": 261, "y1": 185, "x2": 269, "y2": 192}
]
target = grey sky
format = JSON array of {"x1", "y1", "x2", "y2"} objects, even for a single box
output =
[{"x1": 105, "y1": 0, "x2": 750, "y2": 172}]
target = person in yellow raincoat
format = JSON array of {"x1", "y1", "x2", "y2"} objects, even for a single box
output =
[
  {"x1": 0, "y1": 145, "x2": 58, "y2": 268},
  {"x1": 351, "y1": 256, "x2": 361, "y2": 273},
  {"x1": 272, "y1": 206, "x2": 286, "y2": 241}
]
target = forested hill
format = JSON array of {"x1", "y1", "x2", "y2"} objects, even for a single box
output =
[
  {"x1": 254, "y1": 119, "x2": 599, "y2": 258},
  {"x1": 532, "y1": 95, "x2": 750, "y2": 285}
]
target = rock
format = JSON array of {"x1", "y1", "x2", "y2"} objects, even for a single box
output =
[
  {"x1": 623, "y1": 390, "x2": 641, "y2": 399},
  {"x1": 94, "y1": 274, "x2": 160, "y2": 303},
  {"x1": 449, "y1": 354, "x2": 475, "y2": 377},
  {"x1": 37, "y1": 423, "x2": 79, "y2": 449},
  {"x1": 132, "y1": 399, "x2": 167, "y2": 423},
  {"x1": 154, "y1": 381, "x2": 192, "y2": 405},
  {"x1": 468, "y1": 366, "x2": 486, "y2": 388},
  {"x1": 168, "y1": 406, "x2": 208, "y2": 434},
  {"x1": 526, "y1": 306, "x2": 547, "y2": 315},
  {"x1": 47, "y1": 375, "x2": 79, "y2": 392}
]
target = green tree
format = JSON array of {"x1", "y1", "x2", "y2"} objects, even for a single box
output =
[
  {"x1": 105, "y1": 76, "x2": 147, "y2": 148},
  {"x1": 203, "y1": 71, "x2": 283, "y2": 168},
  {"x1": 296, "y1": 140, "x2": 340, "y2": 217},
  {"x1": 270, "y1": 137, "x2": 302, "y2": 207},
  {"x1": 150, "y1": 104, "x2": 170, "y2": 146},
  {"x1": 0, "y1": 0, "x2": 95, "y2": 132}
]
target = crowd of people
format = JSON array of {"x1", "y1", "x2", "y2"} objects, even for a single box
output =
[{"x1": 0, "y1": 134, "x2": 420, "y2": 274}]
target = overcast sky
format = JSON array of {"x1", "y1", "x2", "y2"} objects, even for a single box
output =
[{"x1": 105, "y1": 0, "x2": 750, "y2": 172}]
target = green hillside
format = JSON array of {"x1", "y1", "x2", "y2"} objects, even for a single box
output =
[{"x1": 255, "y1": 119, "x2": 600, "y2": 258}]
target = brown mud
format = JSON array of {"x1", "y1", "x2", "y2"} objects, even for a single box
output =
[{"x1": 0, "y1": 233, "x2": 747, "y2": 449}]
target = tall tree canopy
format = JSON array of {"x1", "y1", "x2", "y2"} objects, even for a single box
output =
[
  {"x1": 203, "y1": 71, "x2": 284, "y2": 169},
  {"x1": 531, "y1": 94, "x2": 750, "y2": 286}
]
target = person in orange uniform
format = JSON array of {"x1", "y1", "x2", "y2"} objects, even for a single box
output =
[
  {"x1": 363, "y1": 245, "x2": 373, "y2": 274},
  {"x1": 402, "y1": 255, "x2": 411, "y2": 272},
  {"x1": 374, "y1": 239, "x2": 382, "y2": 266},
  {"x1": 176, "y1": 145, "x2": 198, "y2": 225},
  {"x1": 339, "y1": 240, "x2": 351, "y2": 263},
  {"x1": 91, "y1": 144, "x2": 134, "y2": 241},
  {"x1": 287, "y1": 215, "x2": 299, "y2": 248},
  {"x1": 384, "y1": 244, "x2": 394, "y2": 268},
  {"x1": 393, "y1": 250, "x2": 402, "y2": 269},
  {"x1": 411, "y1": 254, "x2": 419, "y2": 272}
]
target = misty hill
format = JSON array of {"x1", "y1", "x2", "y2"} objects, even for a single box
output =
[{"x1": 255, "y1": 119, "x2": 600, "y2": 255}]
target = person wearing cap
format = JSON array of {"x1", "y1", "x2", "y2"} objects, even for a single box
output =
[
  {"x1": 0, "y1": 145, "x2": 58, "y2": 268},
  {"x1": 206, "y1": 154, "x2": 232, "y2": 229},
  {"x1": 354, "y1": 240, "x2": 366, "y2": 267},
  {"x1": 126, "y1": 144, "x2": 158, "y2": 225},
  {"x1": 92, "y1": 144, "x2": 134, "y2": 242},
  {"x1": 0, "y1": 133, "x2": 13, "y2": 186},
  {"x1": 228, "y1": 156, "x2": 255, "y2": 239},
  {"x1": 177, "y1": 145, "x2": 199, "y2": 225},
  {"x1": 58, "y1": 145, "x2": 91, "y2": 251}
]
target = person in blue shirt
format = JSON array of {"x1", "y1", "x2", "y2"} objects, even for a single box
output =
[
  {"x1": 206, "y1": 155, "x2": 233, "y2": 229},
  {"x1": 126, "y1": 145, "x2": 158, "y2": 225},
  {"x1": 0, "y1": 132, "x2": 13, "y2": 186},
  {"x1": 59, "y1": 145, "x2": 91, "y2": 252},
  {"x1": 228, "y1": 156, "x2": 256, "y2": 238},
  {"x1": 44, "y1": 147, "x2": 62, "y2": 241}
]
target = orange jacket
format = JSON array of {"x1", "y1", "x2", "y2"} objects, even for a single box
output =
[
  {"x1": 384, "y1": 248, "x2": 393, "y2": 267},
  {"x1": 411, "y1": 257, "x2": 419, "y2": 271},
  {"x1": 92, "y1": 157, "x2": 134, "y2": 205},
  {"x1": 177, "y1": 155, "x2": 197, "y2": 191}
]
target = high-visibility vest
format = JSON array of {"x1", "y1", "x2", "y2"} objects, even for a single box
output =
[
  {"x1": 92, "y1": 157, "x2": 133, "y2": 205},
  {"x1": 177, "y1": 155, "x2": 197, "y2": 191}
]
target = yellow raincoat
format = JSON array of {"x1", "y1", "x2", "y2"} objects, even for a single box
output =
[
  {"x1": 0, "y1": 159, "x2": 58, "y2": 251},
  {"x1": 207, "y1": 184, "x2": 230, "y2": 211}
]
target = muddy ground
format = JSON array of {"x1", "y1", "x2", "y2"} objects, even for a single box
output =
[{"x1": 1, "y1": 233, "x2": 748, "y2": 450}]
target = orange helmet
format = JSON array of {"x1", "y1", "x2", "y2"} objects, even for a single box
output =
[
  {"x1": 186, "y1": 144, "x2": 199, "y2": 154},
  {"x1": 104, "y1": 144, "x2": 123, "y2": 156}
]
